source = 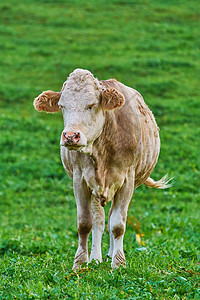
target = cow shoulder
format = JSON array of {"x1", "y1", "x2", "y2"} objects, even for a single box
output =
[{"x1": 97, "y1": 79, "x2": 143, "y2": 168}]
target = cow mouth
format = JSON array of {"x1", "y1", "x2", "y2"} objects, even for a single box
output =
[{"x1": 64, "y1": 144, "x2": 83, "y2": 151}]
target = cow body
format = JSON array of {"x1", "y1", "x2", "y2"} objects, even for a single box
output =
[{"x1": 34, "y1": 69, "x2": 170, "y2": 269}]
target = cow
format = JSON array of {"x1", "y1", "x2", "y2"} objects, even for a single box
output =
[{"x1": 33, "y1": 68, "x2": 171, "y2": 269}]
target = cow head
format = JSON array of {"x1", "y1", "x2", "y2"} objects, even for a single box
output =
[{"x1": 34, "y1": 69, "x2": 125, "y2": 154}]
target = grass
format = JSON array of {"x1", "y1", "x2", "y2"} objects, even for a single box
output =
[{"x1": 0, "y1": 0, "x2": 200, "y2": 298}]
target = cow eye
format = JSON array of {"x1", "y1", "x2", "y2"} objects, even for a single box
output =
[{"x1": 87, "y1": 103, "x2": 96, "y2": 110}]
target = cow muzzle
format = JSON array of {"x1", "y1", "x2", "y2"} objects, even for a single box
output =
[{"x1": 61, "y1": 131, "x2": 87, "y2": 150}]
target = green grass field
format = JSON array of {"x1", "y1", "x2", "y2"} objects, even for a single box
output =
[{"x1": 0, "y1": 0, "x2": 200, "y2": 298}]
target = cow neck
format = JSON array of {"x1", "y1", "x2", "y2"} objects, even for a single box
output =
[{"x1": 91, "y1": 111, "x2": 119, "y2": 174}]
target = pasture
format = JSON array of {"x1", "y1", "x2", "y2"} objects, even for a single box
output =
[{"x1": 0, "y1": 0, "x2": 199, "y2": 298}]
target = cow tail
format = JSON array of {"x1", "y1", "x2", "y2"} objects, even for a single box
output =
[{"x1": 144, "y1": 174, "x2": 173, "y2": 189}]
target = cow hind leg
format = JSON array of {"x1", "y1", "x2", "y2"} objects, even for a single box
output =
[
  {"x1": 108, "y1": 204, "x2": 114, "y2": 258},
  {"x1": 89, "y1": 197, "x2": 105, "y2": 263},
  {"x1": 109, "y1": 168, "x2": 135, "y2": 269}
]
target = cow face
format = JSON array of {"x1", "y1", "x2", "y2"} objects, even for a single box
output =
[
  {"x1": 59, "y1": 85, "x2": 105, "y2": 153},
  {"x1": 34, "y1": 69, "x2": 125, "y2": 154}
]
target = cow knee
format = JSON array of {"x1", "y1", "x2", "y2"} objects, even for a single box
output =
[
  {"x1": 112, "y1": 223, "x2": 125, "y2": 239},
  {"x1": 78, "y1": 221, "x2": 93, "y2": 236}
]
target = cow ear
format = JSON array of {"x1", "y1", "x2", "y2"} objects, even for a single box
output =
[
  {"x1": 33, "y1": 90, "x2": 61, "y2": 113},
  {"x1": 101, "y1": 88, "x2": 125, "y2": 111}
]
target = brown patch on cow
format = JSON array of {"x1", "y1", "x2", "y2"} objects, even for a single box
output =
[
  {"x1": 78, "y1": 221, "x2": 93, "y2": 251},
  {"x1": 78, "y1": 222, "x2": 93, "y2": 236},
  {"x1": 100, "y1": 198, "x2": 106, "y2": 207},
  {"x1": 154, "y1": 130, "x2": 159, "y2": 138},
  {"x1": 112, "y1": 224, "x2": 124, "y2": 239},
  {"x1": 138, "y1": 102, "x2": 146, "y2": 116},
  {"x1": 96, "y1": 195, "x2": 107, "y2": 207}
]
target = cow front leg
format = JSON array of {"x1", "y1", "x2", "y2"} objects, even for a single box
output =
[
  {"x1": 73, "y1": 174, "x2": 93, "y2": 270},
  {"x1": 90, "y1": 197, "x2": 105, "y2": 263},
  {"x1": 109, "y1": 168, "x2": 135, "y2": 269}
]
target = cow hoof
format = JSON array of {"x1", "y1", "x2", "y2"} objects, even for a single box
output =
[
  {"x1": 111, "y1": 251, "x2": 126, "y2": 269},
  {"x1": 89, "y1": 257, "x2": 102, "y2": 265},
  {"x1": 73, "y1": 251, "x2": 88, "y2": 270},
  {"x1": 73, "y1": 260, "x2": 88, "y2": 270}
]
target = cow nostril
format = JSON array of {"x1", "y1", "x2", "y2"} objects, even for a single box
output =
[
  {"x1": 62, "y1": 132, "x2": 81, "y2": 146},
  {"x1": 74, "y1": 132, "x2": 80, "y2": 139}
]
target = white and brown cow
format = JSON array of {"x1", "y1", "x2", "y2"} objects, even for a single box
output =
[{"x1": 34, "y1": 68, "x2": 171, "y2": 269}]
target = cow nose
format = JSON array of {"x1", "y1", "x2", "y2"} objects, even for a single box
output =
[{"x1": 62, "y1": 131, "x2": 81, "y2": 145}]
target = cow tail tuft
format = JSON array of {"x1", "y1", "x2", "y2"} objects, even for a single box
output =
[{"x1": 144, "y1": 174, "x2": 173, "y2": 189}]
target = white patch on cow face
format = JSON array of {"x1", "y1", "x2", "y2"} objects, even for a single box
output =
[{"x1": 58, "y1": 83, "x2": 105, "y2": 154}]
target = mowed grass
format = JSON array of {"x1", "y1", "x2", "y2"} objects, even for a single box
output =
[{"x1": 0, "y1": 0, "x2": 200, "y2": 299}]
